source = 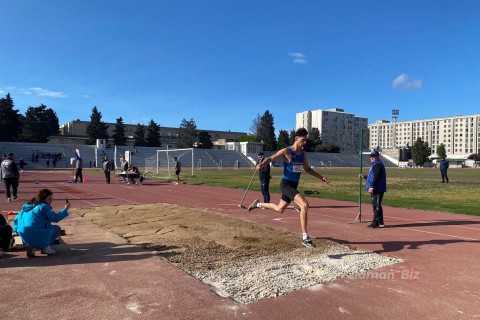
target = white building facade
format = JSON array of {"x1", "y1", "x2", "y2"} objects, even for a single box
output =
[
  {"x1": 296, "y1": 108, "x2": 369, "y2": 153},
  {"x1": 369, "y1": 114, "x2": 480, "y2": 156}
]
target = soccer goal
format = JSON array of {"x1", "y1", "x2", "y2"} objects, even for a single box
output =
[{"x1": 144, "y1": 148, "x2": 194, "y2": 181}]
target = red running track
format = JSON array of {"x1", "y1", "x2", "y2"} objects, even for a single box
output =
[{"x1": 1, "y1": 169, "x2": 479, "y2": 320}]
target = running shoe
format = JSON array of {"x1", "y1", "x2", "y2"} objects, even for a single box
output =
[
  {"x1": 302, "y1": 237, "x2": 315, "y2": 249},
  {"x1": 248, "y1": 199, "x2": 260, "y2": 211}
]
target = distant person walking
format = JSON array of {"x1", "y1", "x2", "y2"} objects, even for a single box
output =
[
  {"x1": 74, "y1": 155, "x2": 83, "y2": 183},
  {"x1": 103, "y1": 156, "x2": 111, "y2": 184},
  {"x1": 174, "y1": 157, "x2": 181, "y2": 183},
  {"x1": 257, "y1": 152, "x2": 271, "y2": 203},
  {"x1": 360, "y1": 150, "x2": 387, "y2": 229},
  {"x1": 439, "y1": 158, "x2": 449, "y2": 183},
  {"x1": 248, "y1": 128, "x2": 330, "y2": 248},
  {"x1": 1, "y1": 153, "x2": 20, "y2": 202}
]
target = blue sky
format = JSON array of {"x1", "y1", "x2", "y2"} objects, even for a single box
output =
[{"x1": 1, "y1": 0, "x2": 479, "y2": 134}]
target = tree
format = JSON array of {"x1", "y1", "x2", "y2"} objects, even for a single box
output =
[
  {"x1": 85, "y1": 106, "x2": 109, "y2": 145},
  {"x1": 21, "y1": 104, "x2": 59, "y2": 142},
  {"x1": 316, "y1": 144, "x2": 340, "y2": 153},
  {"x1": 112, "y1": 117, "x2": 127, "y2": 146},
  {"x1": 277, "y1": 130, "x2": 290, "y2": 149},
  {"x1": 133, "y1": 124, "x2": 146, "y2": 146},
  {"x1": 238, "y1": 135, "x2": 260, "y2": 142},
  {"x1": 0, "y1": 93, "x2": 22, "y2": 141},
  {"x1": 309, "y1": 127, "x2": 322, "y2": 147},
  {"x1": 436, "y1": 143, "x2": 447, "y2": 159},
  {"x1": 250, "y1": 113, "x2": 261, "y2": 136},
  {"x1": 412, "y1": 137, "x2": 431, "y2": 166},
  {"x1": 145, "y1": 119, "x2": 161, "y2": 147},
  {"x1": 178, "y1": 118, "x2": 197, "y2": 148},
  {"x1": 289, "y1": 129, "x2": 296, "y2": 145},
  {"x1": 258, "y1": 110, "x2": 276, "y2": 151},
  {"x1": 197, "y1": 131, "x2": 213, "y2": 149}
]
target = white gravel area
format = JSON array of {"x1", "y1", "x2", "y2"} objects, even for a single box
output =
[{"x1": 193, "y1": 244, "x2": 402, "y2": 304}]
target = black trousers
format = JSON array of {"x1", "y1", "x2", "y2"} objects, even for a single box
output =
[
  {"x1": 371, "y1": 192, "x2": 384, "y2": 226},
  {"x1": 104, "y1": 170, "x2": 110, "y2": 183},
  {"x1": 261, "y1": 181, "x2": 270, "y2": 203},
  {"x1": 441, "y1": 170, "x2": 449, "y2": 183},
  {"x1": 3, "y1": 177, "x2": 19, "y2": 199},
  {"x1": 75, "y1": 168, "x2": 83, "y2": 183}
]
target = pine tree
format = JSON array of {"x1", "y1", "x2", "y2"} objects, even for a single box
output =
[
  {"x1": 134, "y1": 124, "x2": 146, "y2": 147},
  {"x1": 277, "y1": 130, "x2": 290, "y2": 149},
  {"x1": 0, "y1": 93, "x2": 22, "y2": 141},
  {"x1": 289, "y1": 129, "x2": 296, "y2": 145},
  {"x1": 85, "y1": 106, "x2": 109, "y2": 145},
  {"x1": 21, "y1": 104, "x2": 59, "y2": 142},
  {"x1": 258, "y1": 110, "x2": 276, "y2": 151},
  {"x1": 412, "y1": 137, "x2": 431, "y2": 166},
  {"x1": 178, "y1": 118, "x2": 197, "y2": 148},
  {"x1": 112, "y1": 117, "x2": 127, "y2": 146},
  {"x1": 436, "y1": 143, "x2": 447, "y2": 159},
  {"x1": 145, "y1": 119, "x2": 161, "y2": 147},
  {"x1": 197, "y1": 131, "x2": 213, "y2": 149}
]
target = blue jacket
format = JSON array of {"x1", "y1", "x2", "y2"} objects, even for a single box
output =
[
  {"x1": 366, "y1": 159, "x2": 387, "y2": 193},
  {"x1": 439, "y1": 159, "x2": 449, "y2": 171},
  {"x1": 13, "y1": 203, "x2": 69, "y2": 250}
]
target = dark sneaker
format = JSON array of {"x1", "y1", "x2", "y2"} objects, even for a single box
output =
[
  {"x1": 379, "y1": 224, "x2": 385, "y2": 228},
  {"x1": 302, "y1": 237, "x2": 315, "y2": 249},
  {"x1": 367, "y1": 224, "x2": 380, "y2": 229},
  {"x1": 248, "y1": 199, "x2": 260, "y2": 211},
  {"x1": 294, "y1": 206, "x2": 301, "y2": 213},
  {"x1": 26, "y1": 246, "x2": 36, "y2": 258}
]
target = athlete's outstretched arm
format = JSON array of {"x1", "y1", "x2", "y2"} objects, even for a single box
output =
[{"x1": 303, "y1": 155, "x2": 330, "y2": 184}]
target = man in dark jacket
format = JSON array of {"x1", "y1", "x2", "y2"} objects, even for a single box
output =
[
  {"x1": 1, "y1": 153, "x2": 20, "y2": 201},
  {"x1": 74, "y1": 155, "x2": 83, "y2": 183},
  {"x1": 439, "y1": 158, "x2": 449, "y2": 183},
  {"x1": 257, "y1": 152, "x2": 271, "y2": 203},
  {"x1": 103, "y1": 156, "x2": 111, "y2": 184},
  {"x1": 360, "y1": 150, "x2": 387, "y2": 229}
]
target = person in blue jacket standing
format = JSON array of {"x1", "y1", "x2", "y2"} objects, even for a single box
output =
[
  {"x1": 439, "y1": 158, "x2": 449, "y2": 183},
  {"x1": 360, "y1": 150, "x2": 387, "y2": 228},
  {"x1": 14, "y1": 188, "x2": 70, "y2": 257}
]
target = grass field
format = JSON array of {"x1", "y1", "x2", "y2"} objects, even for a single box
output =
[{"x1": 143, "y1": 167, "x2": 480, "y2": 216}]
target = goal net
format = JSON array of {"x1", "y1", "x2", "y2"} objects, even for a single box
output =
[{"x1": 144, "y1": 148, "x2": 194, "y2": 181}]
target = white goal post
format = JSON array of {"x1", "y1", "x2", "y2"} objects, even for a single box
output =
[{"x1": 145, "y1": 147, "x2": 194, "y2": 180}]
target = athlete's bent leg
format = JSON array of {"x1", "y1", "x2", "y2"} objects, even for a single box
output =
[
  {"x1": 261, "y1": 199, "x2": 290, "y2": 213},
  {"x1": 293, "y1": 194, "x2": 309, "y2": 234}
]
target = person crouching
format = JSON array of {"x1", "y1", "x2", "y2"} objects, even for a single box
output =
[{"x1": 13, "y1": 189, "x2": 70, "y2": 257}]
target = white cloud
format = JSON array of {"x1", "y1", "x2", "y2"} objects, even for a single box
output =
[
  {"x1": 288, "y1": 52, "x2": 307, "y2": 64},
  {"x1": 80, "y1": 94, "x2": 90, "y2": 98},
  {"x1": 27, "y1": 87, "x2": 66, "y2": 98},
  {"x1": 0, "y1": 88, "x2": 5, "y2": 94},
  {"x1": 392, "y1": 73, "x2": 424, "y2": 90}
]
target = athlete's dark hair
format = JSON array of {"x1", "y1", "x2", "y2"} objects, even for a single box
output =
[{"x1": 295, "y1": 128, "x2": 308, "y2": 137}]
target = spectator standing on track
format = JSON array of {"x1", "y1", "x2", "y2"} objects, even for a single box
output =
[
  {"x1": 360, "y1": 150, "x2": 387, "y2": 229},
  {"x1": 257, "y1": 152, "x2": 271, "y2": 203},
  {"x1": 103, "y1": 156, "x2": 111, "y2": 184},
  {"x1": 248, "y1": 128, "x2": 330, "y2": 249},
  {"x1": 13, "y1": 188, "x2": 70, "y2": 257},
  {"x1": 74, "y1": 155, "x2": 83, "y2": 183},
  {"x1": 1, "y1": 153, "x2": 20, "y2": 202},
  {"x1": 439, "y1": 158, "x2": 449, "y2": 183},
  {"x1": 174, "y1": 157, "x2": 181, "y2": 184}
]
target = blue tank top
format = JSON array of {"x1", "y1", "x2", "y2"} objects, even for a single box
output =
[{"x1": 282, "y1": 147, "x2": 304, "y2": 183}]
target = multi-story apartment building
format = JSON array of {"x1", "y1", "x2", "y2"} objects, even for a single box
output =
[
  {"x1": 369, "y1": 114, "x2": 480, "y2": 155},
  {"x1": 296, "y1": 108, "x2": 369, "y2": 153}
]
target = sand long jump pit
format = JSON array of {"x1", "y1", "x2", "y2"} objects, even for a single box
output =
[{"x1": 78, "y1": 203, "x2": 401, "y2": 304}]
